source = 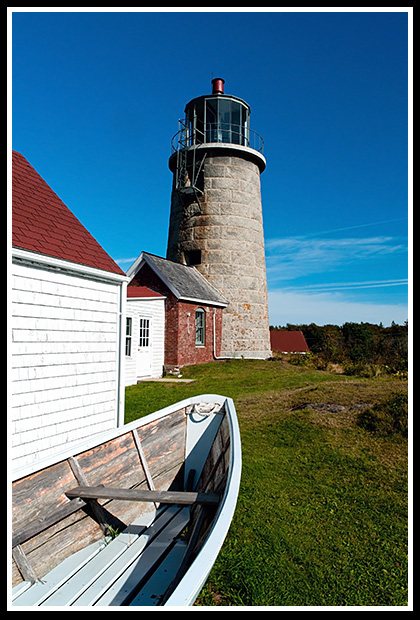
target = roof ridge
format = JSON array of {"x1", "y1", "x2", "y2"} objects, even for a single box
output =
[
  {"x1": 142, "y1": 251, "x2": 197, "y2": 270},
  {"x1": 140, "y1": 252, "x2": 229, "y2": 307}
]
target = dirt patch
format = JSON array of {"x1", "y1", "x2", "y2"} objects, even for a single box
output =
[{"x1": 292, "y1": 402, "x2": 371, "y2": 414}]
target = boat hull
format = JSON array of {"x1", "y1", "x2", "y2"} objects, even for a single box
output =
[{"x1": 11, "y1": 394, "x2": 241, "y2": 607}]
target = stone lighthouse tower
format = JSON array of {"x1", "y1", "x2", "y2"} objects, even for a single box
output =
[{"x1": 166, "y1": 78, "x2": 271, "y2": 359}]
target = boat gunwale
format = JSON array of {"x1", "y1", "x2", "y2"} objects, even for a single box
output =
[{"x1": 163, "y1": 395, "x2": 241, "y2": 606}]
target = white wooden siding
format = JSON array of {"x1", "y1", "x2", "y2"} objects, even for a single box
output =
[
  {"x1": 125, "y1": 298, "x2": 165, "y2": 385},
  {"x1": 11, "y1": 261, "x2": 124, "y2": 471}
]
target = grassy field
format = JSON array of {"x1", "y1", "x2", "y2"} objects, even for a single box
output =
[{"x1": 125, "y1": 359, "x2": 409, "y2": 607}]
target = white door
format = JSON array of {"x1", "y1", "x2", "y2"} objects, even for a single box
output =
[{"x1": 136, "y1": 317, "x2": 152, "y2": 378}]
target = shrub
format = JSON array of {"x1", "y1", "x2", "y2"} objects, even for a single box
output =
[
  {"x1": 343, "y1": 362, "x2": 381, "y2": 378},
  {"x1": 357, "y1": 392, "x2": 408, "y2": 437}
]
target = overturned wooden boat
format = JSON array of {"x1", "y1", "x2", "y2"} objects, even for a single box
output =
[{"x1": 11, "y1": 394, "x2": 241, "y2": 607}]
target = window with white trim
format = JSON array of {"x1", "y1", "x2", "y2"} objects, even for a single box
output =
[
  {"x1": 125, "y1": 317, "x2": 132, "y2": 356},
  {"x1": 139, "y1": 318, "x2": 150, "y2": 347},
  {"x1": 195, "y1": 308, "x2": 205, "y2": 346}
]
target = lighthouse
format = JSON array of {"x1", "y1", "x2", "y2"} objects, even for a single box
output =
[{"x1": 166, "y1": 78, "x2": 271, "y2": 359}]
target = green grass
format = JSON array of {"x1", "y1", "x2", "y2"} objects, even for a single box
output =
[{"x1": 125, "y1": 359, "x2": 409, "y2": 607}]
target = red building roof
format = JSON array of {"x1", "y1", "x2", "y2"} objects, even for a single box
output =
[
  {"x1": 12, "y1": 151, "x2": 124, "y2": 275},
  {"x1": 127, "y1": 285, "x2": 164, "y2": 298},
  {"x1": 270, "y1": 330, "x2": 310, "y2": 353}
]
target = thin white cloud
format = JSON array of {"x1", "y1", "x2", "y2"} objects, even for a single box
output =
[
  {"x1": 281, "y1": 278, "x2": 408, "y2": 293},
  {"x1": 265, "y1": 235, "x2": 407, "y2": 282},
  {"x1": 115, "y1": 257, "x2": 138, "y2": 268},
  {"x1": 300, "y1": 217, "x2": 408, "y2": 238}
]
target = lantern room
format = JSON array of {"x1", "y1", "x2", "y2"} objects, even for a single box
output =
[
  {"x1": 169, "y1": 78, "x2": 265, "y2": 198},
  {"x1": 184, "y1": 77, "x2": 252, "y2": 148}
]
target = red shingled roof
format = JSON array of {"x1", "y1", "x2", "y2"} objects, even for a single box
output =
[
  {"x1": 12, "y1": 151, "x2": 124, "y2": 275},
  {"x1": 127, "y1": 286, "x2": 164, "y2": 298},
  {"x1": 270, "y1": 330, "x2": 310, "y2": 353}
]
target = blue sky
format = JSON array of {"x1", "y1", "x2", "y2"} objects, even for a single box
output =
[{"x1": 9, "y1": 9, "x2": 411, "y2": 326}]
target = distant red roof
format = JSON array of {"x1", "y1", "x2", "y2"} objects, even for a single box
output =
[
  {"x1": 12, "y1": 151, "x2": 124, "y2": 275},
  {"x1": 270, "y1": 330, "x2": 310, "y2": 353},
  {"x1": 127, "y1": 286, "x2": 164, "y2": 299}
]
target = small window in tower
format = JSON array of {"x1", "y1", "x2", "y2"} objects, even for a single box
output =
[
  {"x1": 185, "y1": 250, "x2": 202, "y2": 266},
  {"x1": 195, "y1": 308, "x2": 205, "y2": 346}
]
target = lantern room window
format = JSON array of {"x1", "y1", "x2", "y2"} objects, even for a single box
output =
[{"x1": 185, "y1": 96, "x2": 250, "y2": 147}]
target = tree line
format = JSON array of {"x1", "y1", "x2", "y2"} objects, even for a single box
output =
[{"x1": 270, "y1": 321, "x2": 408, "y2": 375}]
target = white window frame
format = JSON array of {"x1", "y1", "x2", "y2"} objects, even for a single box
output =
[
  {"x1": 139, "y1": 317, "x2": 151, "y2": 348},
  {"x1": 195, "y1": 308, "x2": 205, "y2": 346},
  {"x1": 125, "y1": 317, "x2": 132, "y2": 356}
]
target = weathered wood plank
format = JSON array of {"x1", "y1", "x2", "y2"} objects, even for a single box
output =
[
  {"x1": 197, "y1": 414, "x2": 230, "y2": 495},
  {"x1": 186, "y1": 414, "x2": 231, "y2": 562},
  {"x1": 12, "y1": 460, "x2": 76, "y2": 533},
  {"x1": 12, "y1": 545, "x2": 38, "y2": 584},
  {"x1": 131, "y1": 428, "x2": 155, "y2": 491},
  {"x1": 66, "y1": 486, "x2": 220, "y2": 506},
  {"x1": 12, "y1": 458, "x2": 105, "y2": 587},
  {"x1": 16, "y1": 507, "x2": 105, "y2": 588},
  {"x1": 74, "y1": 432, "x2": 145, "y2": 489},
  {"x1": 201, "y1": 436, "x2": 230, "y2": 494},
  {"x1": 137, "y1": 409, "x2": 186, "y2": 481},
  {"x1": 12, "y1": 497, "x2": 86, "y2": 548}
]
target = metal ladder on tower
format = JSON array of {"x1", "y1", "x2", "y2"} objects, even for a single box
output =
[
  {"x1": 175, "y1": 119, "x2": 189, "y2": 193},
  {"x1": 175, "y1": 119, "x2": 206, "y2": 200}
]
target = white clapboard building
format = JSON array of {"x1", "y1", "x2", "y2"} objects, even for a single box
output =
[
  {"x1": 11, "y1": 151, "x2": 129, "y2": 472},
  {"x1": 124, "y1": 286, "x2": 166, "y2": 385}
]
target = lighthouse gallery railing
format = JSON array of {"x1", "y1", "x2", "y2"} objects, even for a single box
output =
[{"x1": 171, "y1": 122, "x2": 264, "y2": 155}]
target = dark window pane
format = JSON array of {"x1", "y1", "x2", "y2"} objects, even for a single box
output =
[
  {"x1": 195, "y1": 100, "x2": 204, "y2": 144},
  {"x1": 195, "y1": 308, "x2": 205, "y2": 346},
  {"x1": 231, "y1": 102, "x2": 241, "y2": 144},
  {"x1": 206, "y1": 98, "x2": 217, "y2": 142}
]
